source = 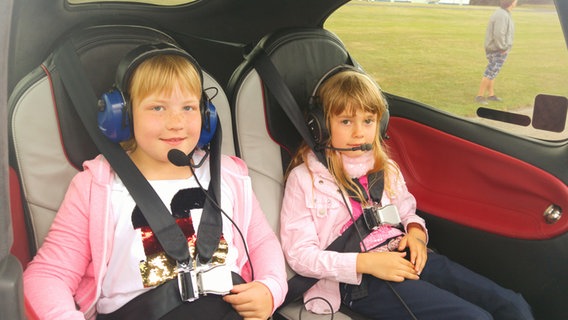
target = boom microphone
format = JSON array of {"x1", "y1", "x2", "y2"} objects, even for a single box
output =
[
  {"x1": 168, "y1": 148, "x2": 209, "y2": 168},
  {"x1": 168, "y1": 149, "x2": 191, "y2": 167},
  {"x1": 325, "y1": 143, "x2": 373, "y2": 152}
]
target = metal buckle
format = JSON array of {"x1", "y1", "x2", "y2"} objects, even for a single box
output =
[
  {"x1": 177, "y1": 261, "x2": 199, "y2": 302},
  {"x1": 363, "y1": 206, "x2": 380, "y2": 231}
]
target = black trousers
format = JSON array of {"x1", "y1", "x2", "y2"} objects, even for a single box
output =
[
  {"x1": 341, "y1": 253, "x2": 533, "y2": 320},
  {"x1": 160, "y1": 295, "x2": 242, "y2": 320}
]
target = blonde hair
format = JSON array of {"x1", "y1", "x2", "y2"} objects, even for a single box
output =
[
  {"x1": 288, "y1": 69, "x2": 397, "y2": 204},
  {"x1": 120, "y1": 54, "x2": 202, "y2": 151}
]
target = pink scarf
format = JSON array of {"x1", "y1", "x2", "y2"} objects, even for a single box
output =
[{"x1": 341, "y1": 151, "x2": 375, "y2": 179}]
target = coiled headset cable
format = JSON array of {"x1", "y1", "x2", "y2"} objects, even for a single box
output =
[{"x1": 299, "y1": 297, "x2": 334, "y2": 320}]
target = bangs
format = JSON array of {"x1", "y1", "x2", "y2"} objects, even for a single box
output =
[
  {"x1": 129, "y1": 55, "x2": 202, "y2": 104},
  {"x1": 328, "y1": 94, "x2": 378, "y2": 117},
  {"x1": 323, "y1": 72, "x2": 384, "y2": 118}
]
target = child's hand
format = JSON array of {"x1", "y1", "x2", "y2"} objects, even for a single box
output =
[
  {"x1": 357, "y1": 251, "x2": 419, "y2": 282},
  {"x1": 398, "y1": 235, "x2": 427, "y2": 275},
  {"x1": 399, "y1": 224, "x2": 428, "y2": 275},
  {"x1": 223, "y1": 281, "x2": 273, "y2": 320}
]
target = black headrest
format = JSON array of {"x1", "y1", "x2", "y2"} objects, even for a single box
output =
[
  {"x1": 47, "y1": 25, "x2": 180, "y2": 169},
  {"x1": 231, "y1": 28, "x2": 355, "y2": 164}
]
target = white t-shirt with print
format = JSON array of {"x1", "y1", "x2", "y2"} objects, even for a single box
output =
[{"x1": 97, "y1": 160, "x2": 238, "y2": 314}]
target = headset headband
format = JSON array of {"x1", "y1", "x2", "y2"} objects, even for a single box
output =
[
  {"x1": 310, "y1": 64, "x2": 362, "y2": 101},
  {"x1": 115, "y1": 42, "x2": 204, "y2": 93},
  {"x1": 98, "y1": 42, "x2": 217, "y2": 146}
]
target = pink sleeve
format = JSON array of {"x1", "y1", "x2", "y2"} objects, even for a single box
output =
[
  {"x1": 226, "y1": 156, "x2": 288, "y2": 313},
  {"x1": 279, "y1": 169, "x2": 360, "y2": 285},
  {"x1": 387, "y1": 165, "x2": 429, "y2": 242},
  {"x1": 23, "y1": 173, "x2": 94, "y2": 319},
  {"x1": 245, "y1": 193, "x2": 288, "y2": 312}
]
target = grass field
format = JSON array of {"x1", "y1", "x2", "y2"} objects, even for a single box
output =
[{"x1": 325, "y1": 2, "x2": 568, "y2": 118}]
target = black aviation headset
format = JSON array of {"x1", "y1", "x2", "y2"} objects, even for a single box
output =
[
  {"x1": 305, "y1": 64, "x2": 389, "y2": 149},
  {"x1": 98, "y1": 42, "x2": 218, "y2": 147}
]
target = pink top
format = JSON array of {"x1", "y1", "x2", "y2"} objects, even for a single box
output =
[{"x1": 280, "y1": 151, "x2": 427, "y2": 314}]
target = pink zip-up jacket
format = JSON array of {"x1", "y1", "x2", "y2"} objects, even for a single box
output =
[
  {"x1": 280, "y1": 151, "x2": 426, "y2": 314},
  {"x1": 23, "y1": 154, "x2": 287, "y2": 320}
]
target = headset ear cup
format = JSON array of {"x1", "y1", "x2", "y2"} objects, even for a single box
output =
[
  {"x1": 306, "y1": 66, "x2": 356, "y2": 147},
  {"x1": 197, "y1": 99, "x2": 218, "y2": 148},
  {"x1": 306, "y1": 101, "x2": 328, "y2": 145},
  {"x1": 98, "y1": 89, "x2": 132, "y2": 143},
  {"x1": 380, "y1": 108, "x2": 389, "y2": 139}
]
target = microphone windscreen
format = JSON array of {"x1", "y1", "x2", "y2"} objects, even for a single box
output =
[
  {"x1": 361, "y1": 144, "x2": 373, "y2": 151},
  {"x1": 168, "y1": 149, "x2": 190, "y2": 167}
]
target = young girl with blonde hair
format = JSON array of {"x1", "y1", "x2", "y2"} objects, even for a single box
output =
[
  {"x1": 280, "y1": 66, "x2": 533, "y2": 320},
  {"x1": 24, "y1": 44, "x2": 287, "y2": 320}
]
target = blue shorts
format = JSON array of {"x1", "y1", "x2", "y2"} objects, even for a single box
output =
[{"x1": 483, "y1": 51, "x2": 508, "y2": 80}]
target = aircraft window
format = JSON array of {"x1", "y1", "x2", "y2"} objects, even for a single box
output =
[
  {"x1": 68, "y1": 0, "x2": 196, "y2": 5},
  {"x1": 326, "y1": 1, "x2": 568, "y2": 141}
]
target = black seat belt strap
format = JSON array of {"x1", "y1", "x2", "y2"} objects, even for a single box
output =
[
  {"x1": 195, "y1": 123, "x2": 223, "y2": 264},
  {"x1": 249, "y1": 48, "x2": 327, "y2": 165}
]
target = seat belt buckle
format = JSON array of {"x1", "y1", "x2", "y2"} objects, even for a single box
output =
[
  {"x1": 363, "y1": 204, "x2": 401, "y2": 231},
  {"x1": 177, "y1": 261, "x2": 199, "y2": 302},
  {"x1": 198, "y1": 264, "x2": 233, "y2": 295}
]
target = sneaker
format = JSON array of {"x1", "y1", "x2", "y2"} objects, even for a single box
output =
[
  {"x1": 487, "y1": 95, "x2": 502, "y2": 102},
  {"x1": 475, "y1": 96, "x2": 488, "y2": 105}
]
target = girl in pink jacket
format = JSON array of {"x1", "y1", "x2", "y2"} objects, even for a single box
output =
[
  {"x1": 23, "y1": 43, "x2": 287, "y2": 320},
  {"x1": 280, "y1": 66, "x2": 532, "y2": 320}
]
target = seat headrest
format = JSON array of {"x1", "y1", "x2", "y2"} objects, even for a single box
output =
[
  {"x1": 229, "y1": 27, "x2": 389, "y2": 168},
  {"x1": 49, "y1": 26, "x2": 181, "y2": 169}
]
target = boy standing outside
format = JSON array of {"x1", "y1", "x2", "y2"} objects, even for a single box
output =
[{"x1": 476, "y1": 0, "x2": 517, "y2": 105}]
